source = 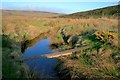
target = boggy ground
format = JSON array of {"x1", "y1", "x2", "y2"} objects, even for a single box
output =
[
  {"x1": 2, "y1": 14, "x2": 120, "y2": 79},
  {"x1": 55, "y1": 30, "x2": 120, "y2": 80}
]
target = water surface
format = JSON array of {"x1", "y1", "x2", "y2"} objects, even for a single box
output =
[{"x1": 23, "y1": 38, "x2": 58, "y2": 78}]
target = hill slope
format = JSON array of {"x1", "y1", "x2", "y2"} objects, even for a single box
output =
[
  {"x1": 59, "y1": 5, "x2": 120, "y2": 18},
  {"x1": 2, "y1": 10, "x2": 64, "y2": 18}
]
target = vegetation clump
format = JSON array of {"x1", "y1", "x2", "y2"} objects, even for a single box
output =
[
  {"x1": 56, "y1": 29, "x2": 120, "y2": 80},
  {"x1": 95, "y1": 30, "x2": 115, "y2": 44},
  {"x1": 2, "y1": 35, "x2": 36, "y2": 79}
]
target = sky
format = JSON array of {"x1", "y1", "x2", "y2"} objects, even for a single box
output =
[{"x1": 2, "y1": 2, "x2": 118, "y2": 14}]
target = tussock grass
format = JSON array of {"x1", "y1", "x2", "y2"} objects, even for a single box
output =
[
  {"x1": 2, "y1": 35, "x2": 36, "y2": 79},
  {"x1": 56, "y1": 29, "x2": 119, "y2": 79},
  {"x1": 2, "y1": 12, "x2": 119, "y2": 79}
]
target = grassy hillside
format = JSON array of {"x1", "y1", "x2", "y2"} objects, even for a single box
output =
[
  {"x1": 59, "y1": 5, "x2": 120, "y2": 18},
  {"x1": 2, "y1": 10, "x2": 63, "y2": 18}
]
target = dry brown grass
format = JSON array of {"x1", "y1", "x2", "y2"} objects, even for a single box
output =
[
  {"x1": 57, "y1": 48, "x2": 120, "y2": 79},
  {"x1": 2, "y1": 13, "x2": 119, "y2": 79},
  {"x1": 2, "y1": 14, "x2": 118, "y2": 46}
]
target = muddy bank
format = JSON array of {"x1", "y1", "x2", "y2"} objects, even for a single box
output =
[{"x1": 21, "y1": 30, "x2": 50, "y2": 53}]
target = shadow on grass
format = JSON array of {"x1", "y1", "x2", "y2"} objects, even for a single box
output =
[{"x1": 2, "y1": 34, "x2": 37, "y2": 80}]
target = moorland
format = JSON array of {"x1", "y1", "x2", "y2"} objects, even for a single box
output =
[{"x1": 2, "y1": 5, "x2": 120, "y2": 80}]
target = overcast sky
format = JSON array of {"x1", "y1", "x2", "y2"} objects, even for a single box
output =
[{"x1": 2, "y1": 2, "x2": 118, "y2": 14}]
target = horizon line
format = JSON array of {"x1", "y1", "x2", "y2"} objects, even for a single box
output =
[{"x1": 2, "y1": 4, "x2": 118, "y2": 14}]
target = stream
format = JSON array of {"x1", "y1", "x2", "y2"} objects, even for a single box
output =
[{"x1": 23, "y1": 38, "x2": 59, "y2": 79}]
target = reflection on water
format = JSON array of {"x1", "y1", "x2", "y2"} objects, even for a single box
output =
[
  {"x1": 23, "y1": 39, "x2": 58, "y2": 78},
  {"x1": 21, "y1": 33, "x2": 47, "y2": 53}
]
